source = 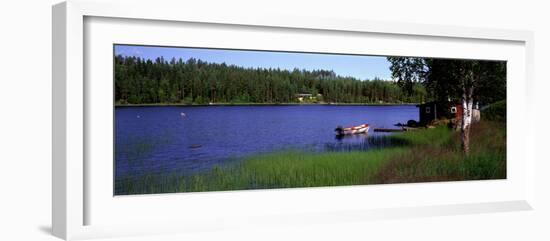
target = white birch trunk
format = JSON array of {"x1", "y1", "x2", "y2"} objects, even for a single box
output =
[{"x1": 461, "y1": 86, "x2": 474, "y2": 155}]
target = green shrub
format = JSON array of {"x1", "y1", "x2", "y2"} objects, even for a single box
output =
[{"x1": 482, "y1": 100, "x2": 506, "y2": 123}]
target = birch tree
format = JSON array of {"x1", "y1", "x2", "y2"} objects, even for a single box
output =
[
  {"x1": 458, "y1": 61, "x2": 477, "y2": 155},
  {"x1": 387, "y1": 58, "x2": 505, "y2": 155}
]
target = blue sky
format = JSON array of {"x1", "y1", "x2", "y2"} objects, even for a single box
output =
[{"x1": 115, "y1": 45, "x2": 392, "y2": 80}]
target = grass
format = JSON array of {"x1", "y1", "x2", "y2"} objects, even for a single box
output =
[
  {"x1": 115, "y1": 120, "x2": 506, "y2": 195},
  {"x1": 115, "y1": 149, "x2": 405, "y2": 194},
  {"x1": 376, "y1": 121, "x2": 506, "y2": 183}
]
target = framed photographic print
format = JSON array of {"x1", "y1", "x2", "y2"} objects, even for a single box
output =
[{"x1": 52, "y1": 0, "x2": 535, "y2": 240}]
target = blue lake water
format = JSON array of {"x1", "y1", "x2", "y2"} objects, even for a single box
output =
[{"x1": 115, "y1": 105, "x2": 418, "y2": 178}]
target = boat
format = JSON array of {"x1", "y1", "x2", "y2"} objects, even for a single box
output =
[{"x1": 335, "y1": 123, "x2": 370, "y2": 136}]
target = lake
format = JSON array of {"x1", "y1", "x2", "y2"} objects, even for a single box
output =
[{"x1": 115, "y1": 105, "x2": 418, "y2": 179}]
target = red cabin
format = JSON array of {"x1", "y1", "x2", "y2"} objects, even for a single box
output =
[{"x1": 417, "y1": 101, "x2": 463, "y2": 126}]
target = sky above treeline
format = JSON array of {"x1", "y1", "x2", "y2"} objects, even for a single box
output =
[{"x1": 114, "y1": 45, "x2": 393, "y2": 80}]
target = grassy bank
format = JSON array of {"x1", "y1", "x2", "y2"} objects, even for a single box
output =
[
  {"x1": 376, "y1": 121, "x2": 506, "y2": 183},
  {"x1": 115, "y1": 121, "x2": 506, "y2": 195}
]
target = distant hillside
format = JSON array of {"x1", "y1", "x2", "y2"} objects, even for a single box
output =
[{"x1": 114, "y1": 55, "x2": 427, "y2": 105}]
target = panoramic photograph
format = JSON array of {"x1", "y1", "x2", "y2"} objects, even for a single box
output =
[{"x1": 114, "y1": 44, "x2": 506, "y2": 195}]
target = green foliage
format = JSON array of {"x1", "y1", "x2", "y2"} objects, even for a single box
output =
[
  {"x1": 377, "y1": 121, "x2": 506, "y2": 183},
  {"x1": 114, "y1": 55, "x2": 426, "y2": 105},
  {"x1": 387, "y1": 57, "x2": 506, "y2": 104},
  {"x1": 391, "y1": 125, "x2": 453, "y2": 147},
  {"x1": 426, "y1": 59, "x2": 506, "y2": 104},
  {"x1": 387, "y1": 57, "x2": 428, "y2": 94},
  {"x1": 388, "y1": 57, "x2": 506, "y2": 155},
  {"x1": 482, "y1": 100, "x2": 506, "y2": 123}
]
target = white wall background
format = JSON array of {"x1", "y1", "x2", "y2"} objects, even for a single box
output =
[{"x1": 0, "y1": 0, "x2": 548, "y2": 240}]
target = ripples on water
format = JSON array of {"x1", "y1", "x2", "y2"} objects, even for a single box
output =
[
  {"x1": 115, "y1": 105, "x2": 418, "y2": 178},
  {"x1": 324, "y1": 134, "x2": 409, "y2": 152}
]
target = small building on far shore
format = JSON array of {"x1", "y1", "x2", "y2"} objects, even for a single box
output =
[
  {"x1": 295, "y1": 93, "x2": 322, "y2": 102},
  {"x1": 296, "y1": 93, "x2": 312, "y2": 102}
]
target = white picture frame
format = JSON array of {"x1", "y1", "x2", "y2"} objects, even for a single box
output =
[{"x1": 52, "y1": 0, "x2": 535, "y2": 240}]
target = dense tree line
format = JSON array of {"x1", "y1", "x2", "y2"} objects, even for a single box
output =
[
  {"x1": 388, "y1": 57, "x2": 506, "y2": 106},
  {"x1": 114, "y1": 55, "x2": 427, "y2": 105}
]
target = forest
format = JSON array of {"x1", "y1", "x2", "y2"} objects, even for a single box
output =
[{"x1": 114, "y1": 55, "x2": 428, "y2": 105}]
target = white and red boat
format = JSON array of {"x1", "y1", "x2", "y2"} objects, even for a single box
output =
[{"x1": 335, "y1": 123, "x2": 370, "y2": 136}]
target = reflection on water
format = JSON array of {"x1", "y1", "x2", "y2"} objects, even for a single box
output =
[
  {"x1": 328, "y1": 133, "x2": 408, "y2": 152},
  {"x1": 334, "y1": 132, "x2": 368, "y2": 141}
]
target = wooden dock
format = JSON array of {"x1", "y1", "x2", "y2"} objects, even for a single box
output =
[
  {"x1": 373, "y1": 128, "x2": 404, "y2": 132},
  {"x1": 373, "y1": 127, "x2": 419, "y2": 132}
]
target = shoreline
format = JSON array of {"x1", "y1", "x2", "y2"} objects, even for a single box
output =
[
  {"x1": 115, "y1": 102, "x2": 421, "y2": 107},
  {"x1": 114, "y1": 121, "x2": 506, "y2": 195}
]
